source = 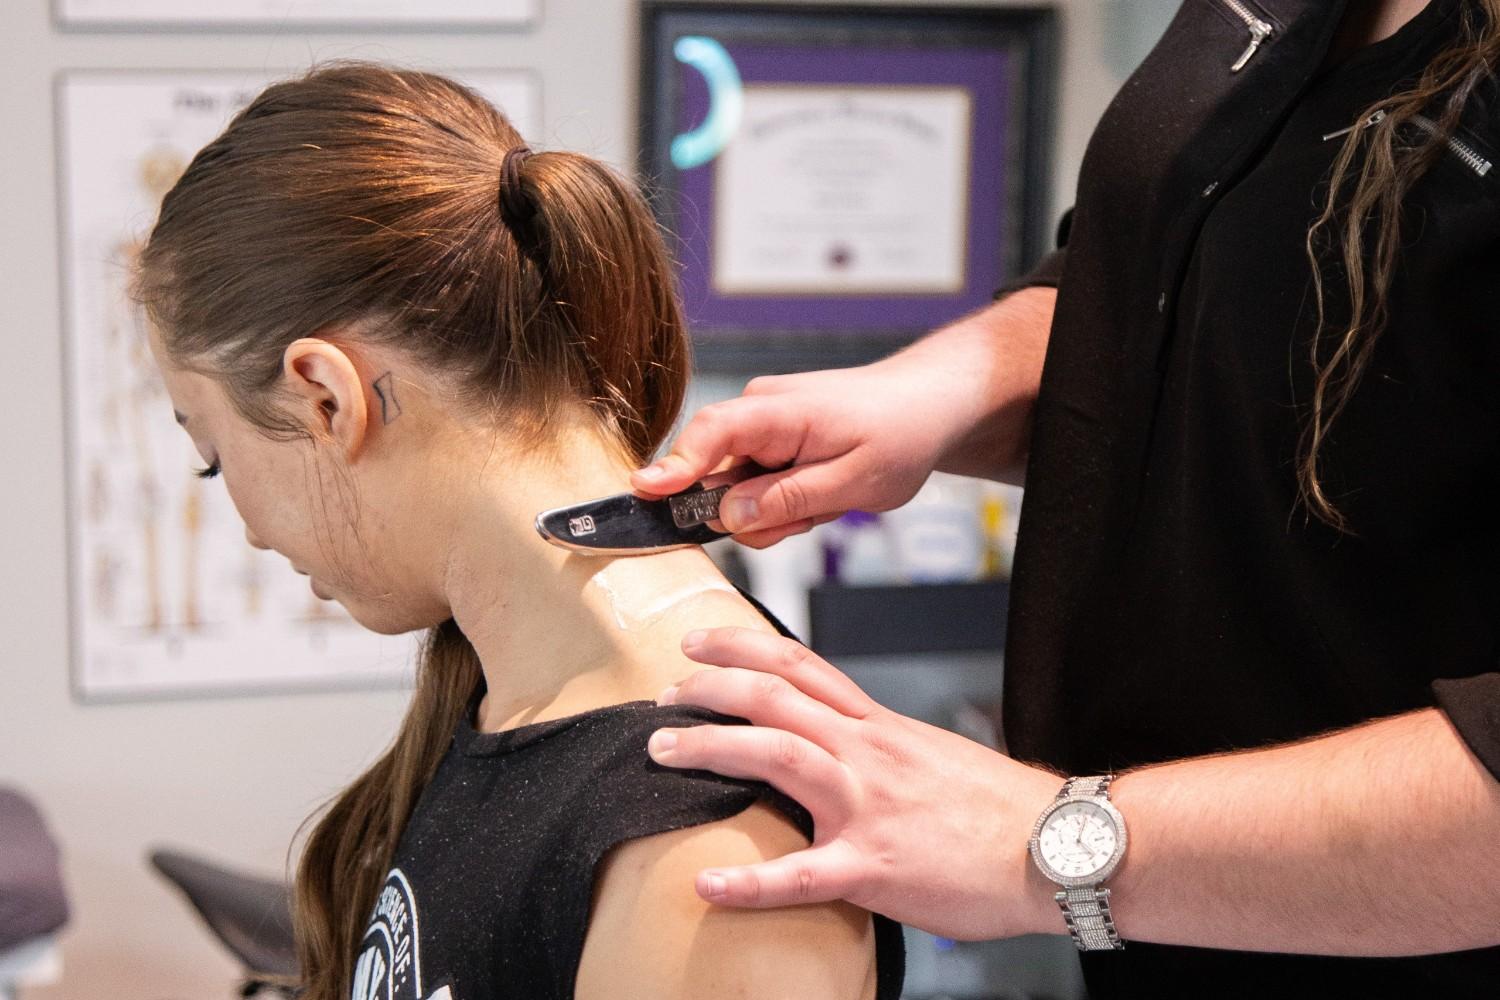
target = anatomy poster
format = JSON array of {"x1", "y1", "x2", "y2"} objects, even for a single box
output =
[{"x1": 58, "y1": 70, "x2": 540, "y2": 699}]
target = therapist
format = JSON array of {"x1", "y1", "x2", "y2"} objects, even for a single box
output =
[{"x1": 630, "y1": 0, "x2": 1500, "y2": 997}]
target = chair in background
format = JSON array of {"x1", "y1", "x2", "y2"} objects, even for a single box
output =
[
  {"x1": 0, "y1": 789, "x2": 69, "y2": 1000},
  {"x1": 149, "y1": 848, "x2": 298, "y2": 999}
]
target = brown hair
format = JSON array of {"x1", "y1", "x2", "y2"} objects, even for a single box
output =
[
  {"x1": 1302, "y1": 0, "x2": 1500, "y2": 533},
  {"x1": 134, "y1": 62, "x2": 690, "y2": 1000}
]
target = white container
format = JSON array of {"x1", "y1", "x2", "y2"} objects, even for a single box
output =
[{"x1": 883, "y1": 473, "x2": 985, "y2": 584}]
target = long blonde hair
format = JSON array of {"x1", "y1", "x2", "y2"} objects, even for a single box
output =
[
  {"x1": 133, "y1": 63, "x2": 691, "y2": 1000},
  {"x1": 1302, "y1": 0, "x2": 1500, "y2": 532}
]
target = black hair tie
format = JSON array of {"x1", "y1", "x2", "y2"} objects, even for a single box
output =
[{"x1": 498, "y1": 146, "x2": 539, "y2": 247}]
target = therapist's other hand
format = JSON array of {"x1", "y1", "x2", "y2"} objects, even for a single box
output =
[
  {"x1": 627, "y1": 361, "x2": 957, "y2": 550},
  {"x1": 646, "y1": 626, "x2": 1063, "y2": 941}
]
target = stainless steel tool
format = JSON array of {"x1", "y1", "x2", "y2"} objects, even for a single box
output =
[{"x1": 534, "y1": 461, "x2": 773, "y2": 555}]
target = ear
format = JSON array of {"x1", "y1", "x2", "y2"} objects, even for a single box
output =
[{"x1": 281, "y1": 338, "x2": 371, "y2": 461}]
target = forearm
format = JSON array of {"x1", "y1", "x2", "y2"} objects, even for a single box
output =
[
  {"x1": 882, "y1": 286, "x2": 1054, "y2": 487},
  {"x1": 1058, "y1": 709, "x2": 1500, "y2": 956}
]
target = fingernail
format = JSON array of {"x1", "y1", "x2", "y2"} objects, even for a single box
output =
[
  {"x1": 724, "y1": 498, "x2": 760, "y2": 531},
  {"x1": 657, "y1": 684, "x2": 679, "y2": 705},
  {"x1": 682, "y1": 629, "x2": 708, "y2": 651},
  {"x1": 636, "y1": 462, "x2": 667, "y2": 481},
  {"x1": 701, "y1": 871, "x2": 727, "y2": 898},
  {"x1": 648, "y1": 730, "x2": 679, "y2": 759}
]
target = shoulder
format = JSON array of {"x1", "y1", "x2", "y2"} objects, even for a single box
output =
[
  {"x1": 559, "y1": 701, "x2": 813, "y2": 843},
  {"x1": 574, "y1": 799, "x2": 878, "y2": 1000}
]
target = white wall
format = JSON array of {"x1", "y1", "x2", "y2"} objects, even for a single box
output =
[{"x1": 0, "y1": 2, "x2": 1163, "y2": 998}]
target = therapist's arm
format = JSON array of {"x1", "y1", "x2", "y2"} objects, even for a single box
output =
[
  {"x1": 627, "y1": 283, "x2": 1057, "y2": 545},
  {"x1": 1101, "y1": 706, "x2": 1500, "y2": 955},
  {"x1": 649, "y1": 629, "x2": 1500, "y2": 955},
  {"x1": 894, "y1": 284, "x2": 1056, "y2": 487}
]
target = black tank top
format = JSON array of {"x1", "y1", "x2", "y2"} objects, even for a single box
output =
[{"x1": 350, "y1": 587, "x2": 906, "y2": 1000}]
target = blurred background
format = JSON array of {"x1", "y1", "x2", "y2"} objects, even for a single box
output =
[{"x1": 0, "y1": 2, "x2": 1174, "y2": 998}]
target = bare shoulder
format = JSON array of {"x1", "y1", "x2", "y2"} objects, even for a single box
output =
[{"x1": 574, "y1": 799, "x2": 878, "y2": 1000}]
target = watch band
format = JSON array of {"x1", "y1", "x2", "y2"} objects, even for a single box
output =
[
  {"x1": 1054, "y1": 774, "x2": 1125, "y2": 952},
  {"x1": 1059, "y1": 774, "x2": 1113, "y2": 800},
  {"x1": 1056, "y1": 885, "x2": 1123, "y2": 951}
]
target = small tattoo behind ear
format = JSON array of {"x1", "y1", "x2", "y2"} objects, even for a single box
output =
[{"x1": 372, "y1": 372, "x2": 403, "y2": 425}]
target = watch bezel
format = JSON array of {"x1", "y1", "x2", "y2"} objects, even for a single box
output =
[{"x1": 1028, "y1": 793, "x2": 1129, "y2": 888}]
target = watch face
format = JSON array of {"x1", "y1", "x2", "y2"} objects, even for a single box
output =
[{"x1": 1038, "y1": 800, "x2": 1120, "y2": 880}]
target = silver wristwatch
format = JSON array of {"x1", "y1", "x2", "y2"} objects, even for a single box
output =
[{"x1": 1028, "y1": 774, "x2": 1128, "y2": 951}]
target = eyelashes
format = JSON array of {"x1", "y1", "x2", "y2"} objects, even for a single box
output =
[{"x1": 193, "y1": 461, "x2": 221, "y2": 480}]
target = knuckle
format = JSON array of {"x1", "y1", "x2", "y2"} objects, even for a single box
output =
[
  {"x1": 752, "y1": 671, "x2": 786, "y2": 704},
  {"x1": 770, "y1": 732, "x2": 806, "y2": 771},
  {"x1": 792, "y1": 865, "x2": 818, "y2": 902},
  {"x1": 777, "y1": 639, "x2": 816, "y2": 675},
  {"x1": 773, "y1": 474, "x2": 811, "y2": 522}
]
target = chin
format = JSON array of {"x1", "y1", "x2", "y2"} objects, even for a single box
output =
[{"x1": 340, "y1": 598, "x2": 445, "y2": 637}]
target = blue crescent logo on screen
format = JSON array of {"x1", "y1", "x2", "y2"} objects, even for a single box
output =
[{"x1": 671, "y1": 36, "x2": 744, "y2": 170}]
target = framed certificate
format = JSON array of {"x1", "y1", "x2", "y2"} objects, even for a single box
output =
[
  {"x1": 56, "y1": 69, "x2": 540, "y2": 701},
  {"x1": 640, "y1": 3, "x2": 1057, "y2": 373},
  {"x1": 56, "y1": 0, "x2": 539, "y2": 29}
]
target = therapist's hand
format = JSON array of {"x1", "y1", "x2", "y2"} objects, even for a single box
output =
[
  {"x1": 647, "y1": 626, "x2": 1064, "y2": 941},
  {"x1": 627, "y1": 360, "x2": 967, "y2": 550}
]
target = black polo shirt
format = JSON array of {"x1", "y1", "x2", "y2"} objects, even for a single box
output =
[{"x1": 1001, "y1": 0, "x2": 1499, "y2": 995}]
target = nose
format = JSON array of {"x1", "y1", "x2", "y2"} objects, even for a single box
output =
[{"x1": 245, "y1": 527, "x2": 271, "y2": 551}]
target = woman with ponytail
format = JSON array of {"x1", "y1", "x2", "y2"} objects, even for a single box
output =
[{"x1": 133, "y1": 63, "x2": 903, "y2": 1000}]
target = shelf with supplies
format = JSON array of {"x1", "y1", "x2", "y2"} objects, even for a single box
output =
[{"x1": 807, "y1": 578, "x2": 1009, "y2": 658}]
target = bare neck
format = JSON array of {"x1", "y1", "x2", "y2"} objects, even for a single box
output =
[{"x1": 432, "y1": 437, "x2": 779, "y2": 734}]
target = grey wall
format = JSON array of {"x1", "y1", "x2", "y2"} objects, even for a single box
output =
[{"x1": 0, "y1": 2, "x2": 1168, "y2": 997}]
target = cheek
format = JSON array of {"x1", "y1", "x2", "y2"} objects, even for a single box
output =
[{"x1": 221, "y1": 438, "x2": 322, "y2": 555}]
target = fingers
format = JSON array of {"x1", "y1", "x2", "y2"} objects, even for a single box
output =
[
  {"x1": 631, "y1": 454, "x2": 743, "y2": 502},
  {"x1": 712, "y1": 456, "x2": 864, "y2": 533},
  {"x1": 648, "y1": 723, "x2": 855, "y2": 829},
  {"x1": 721, "y1": 518, "x2": 818, "y2": 549},
  {"x1": 629, "y1": 396, "x2": 812, "y2": 500},
  {"x1": 693, "y1": 842, "x2": 864, "y2": 909},
  {"x1": 675, "y1": 627, "x2": 880, "y2": 720},
  {"x1": 659, "y1": 665, "x2": 850, "y2": 744},
  {"x1": 710, "y1": 510, "x2": 843, "y2": 551}
]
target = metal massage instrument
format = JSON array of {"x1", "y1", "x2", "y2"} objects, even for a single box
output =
[{"x1": 534, "y1": 461, "x2": 777, "y2": 556}]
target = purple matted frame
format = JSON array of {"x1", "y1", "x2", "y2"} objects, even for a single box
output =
[{"x1": 640, "y1": 3, "x2": 1058, "y2": 374}]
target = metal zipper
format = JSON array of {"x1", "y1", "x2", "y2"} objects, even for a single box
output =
[
  {"x1": 1221, "y1": 0, "x2": 1275, "y2": 72},
  {"x1": 1320, "y1": 109, "x2": 1388, "y2": 142},
  {"x1": 1411, "y1": 113, "x2": 1493, "y2": 177},
  {"x1": 1321, "y1": 108, "x2": 1492, "y2": 178}
]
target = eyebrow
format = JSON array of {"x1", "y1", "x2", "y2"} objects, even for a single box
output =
[{"x1": 173, "y1": 410, "x2": 189, "y2": 427}]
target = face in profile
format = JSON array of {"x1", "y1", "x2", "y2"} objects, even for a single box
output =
[{"x1": 145, "y1": 328, "x2": 450, "y2": 637}]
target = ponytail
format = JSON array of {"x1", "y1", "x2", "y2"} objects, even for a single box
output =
[{"x1": 493, "y1": 148, "x2": 690, "y2": 466}]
